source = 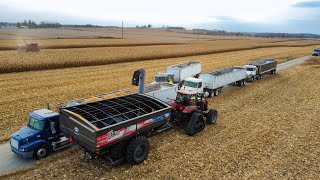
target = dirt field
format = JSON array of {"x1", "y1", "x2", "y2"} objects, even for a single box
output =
[
  {"x1": 0, "y1": 46, "x2": 315, "y2": 142},
  {"x1": 1, "y1": 38, "x2": 319, "y2": 73},
  {"x1": 1, "y1": 59, "x2": 319, "y2": 179}
]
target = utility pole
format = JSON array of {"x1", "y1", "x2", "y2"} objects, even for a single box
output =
[
  {"x1": 197, "y1": 28, "x2": 200, "y2": 41},
  {"x1": 121, "y1": 20, "x2": 124, "y2": 39}
]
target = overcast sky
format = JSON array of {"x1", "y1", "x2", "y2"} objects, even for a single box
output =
[{"x1": 1, "y1": 0, "x2": 320, "y2": 34}]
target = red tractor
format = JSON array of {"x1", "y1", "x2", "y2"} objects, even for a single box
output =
[{"x1": 170, "y1": 90, "x2": 218, "y2": 136}]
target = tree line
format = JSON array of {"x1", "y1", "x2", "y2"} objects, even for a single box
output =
[{"x1": 17, "y1": 20, "x2": 62, "y2": 28}]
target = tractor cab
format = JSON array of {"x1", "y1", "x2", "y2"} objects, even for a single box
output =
[{"x1": 172, "y1": 90, "x2": 208, "y2": 112}]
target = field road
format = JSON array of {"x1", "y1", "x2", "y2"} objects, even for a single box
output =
[
  {"x1": 277, "y1": 55, "x2": 311, "y2": 71},
  {"x1": 0, "y1": 141, "x2": 35, "y2": 174},
  {"x1": 0, "y1": 55, "x2": 312, "y2": 174}
]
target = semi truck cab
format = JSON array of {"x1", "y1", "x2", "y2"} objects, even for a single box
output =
[
  {"x1": 180, "y1": 77, "x2": 203, "y2": 94},
  {"x1": 244, "y1": 65, "x2": 257, "y2": 81},
  {"x1": 10, "y1": 109, "x2": 71, "y2": 159}
]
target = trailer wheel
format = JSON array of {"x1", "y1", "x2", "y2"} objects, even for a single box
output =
[
  {"x1": 243, "y1": 80, "x2": 246, "y2": 86},
  {"x1": 206, "y1": 109, "x2": 218, "y2": 124},
  {"x1": 214, "y1": 89, "x2": 219, "y2": 96},
  {"x1": 33, "y1": 145, "x2": 49, "y2": 159},
  {"x1": 186, "y1": 113, "x2": 205, "y2": 136},
  {"x1": 126, "y1": 136, "x2": 149, "y2": 164},
  {"x1": 204, "y1": 89, "x2": 212, "y2": 98}
]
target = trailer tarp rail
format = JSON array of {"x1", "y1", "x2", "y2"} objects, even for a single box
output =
[
  {"x1": 207, "y1": 67, "x2": 245, "y2": 76},
  {"x1": 62, "y1": 94, "x2": 168, "y2": 129},
  {"x1": 168, "y1": 61, "x2": 199, "y2": 69},
  {"x1": 250, "y1": 58, "x2": 276, "y2": 65}
]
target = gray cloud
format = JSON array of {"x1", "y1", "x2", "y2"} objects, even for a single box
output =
[{"x1": 292, "y1": 1, "x2": 320, "y2": 8}]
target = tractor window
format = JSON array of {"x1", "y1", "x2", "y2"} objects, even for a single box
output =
[{"x1": 176, "y1": 93, "x2": 197, "y2": 106}]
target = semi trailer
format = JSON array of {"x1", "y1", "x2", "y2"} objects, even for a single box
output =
[
  {"x1": 244, "y1": 58, "x2": 277, "y2": 81},
  {"x1": 154, "y1": 61, "x2": 201, "y2": 83},
  {"x1": 181, "y1": 67, "x2": 247, "y2": 97}
]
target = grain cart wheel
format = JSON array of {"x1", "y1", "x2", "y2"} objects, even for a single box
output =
[
  {"x1": 206, "y1": 109, "x2": 218, "y2": 124},
  {"x1": 126, "y1": 136, "x2": 149, "y2": 164},
  {"x1": 186, "y1": 113, "x2": 205, "y2": 136},
  {"x1": 33, "y1": 145, "x2": 49, "y2": 159}
]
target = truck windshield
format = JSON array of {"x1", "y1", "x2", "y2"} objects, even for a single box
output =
[
  {"x1": 184, "y1": 81, "x2": 198, "y2": 88},
  {"x1": 246, "y1": 68, "x2": 255, "y2": 71},
  {"x1": 155, "y1": 76, "x2": 167, "y2": 82},
  {"x1": 28, "y1": 117, "x2": 45, "y2": 131}
]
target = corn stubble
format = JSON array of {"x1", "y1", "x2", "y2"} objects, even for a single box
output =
[
  {"x1": 0, "y1": 46, "x2": 315, "y2": 141},
  {"x1": 2, "y1": 60, "x2": 320, "y2": 179}
]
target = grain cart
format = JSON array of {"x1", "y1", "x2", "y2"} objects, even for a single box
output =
[
  {"x1": 60, "y1": 93, "x2": 173, "y2": 165},
  {"x1": 154, "y1": 61, "x2": 201, "y2": 84},
  {"x1": 244, "y1": 58, "x2": 277, "y2": 81},
  {"x1": 181, "y1": 67, "x2": 247, "y2": 97}
]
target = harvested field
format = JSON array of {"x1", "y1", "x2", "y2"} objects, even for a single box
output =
[
  {"x1": 0, "y1": 39, "x2": 319, "y2": 73},
  {"x1": 0, "y1": 46, "x2": 314, "y2": 141},
  {"x1": 2, "y1": 59, "x2": 319, "y2": 179}
]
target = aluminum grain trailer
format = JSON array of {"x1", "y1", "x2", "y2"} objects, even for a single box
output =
[
  {"x1": 181, "y1": 67, "x2": 247, "y2": 97},
  {"x1": 166, "y1": 61, "x2": 201, "y2": 83}
]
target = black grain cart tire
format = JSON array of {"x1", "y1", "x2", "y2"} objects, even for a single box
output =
[
  {"x1": 126, "y1": 136, "x2": 149, "y2": 164},
  {"x1": 186, "y1": 113, "x2": 205, "y2": 136},
  {"x1": 206, "y1": 109, "x2": 218, "y2": 124}
]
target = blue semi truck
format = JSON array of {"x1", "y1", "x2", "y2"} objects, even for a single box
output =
[{"x1": 10, "y1": 109, "x2": 71, "y2": 159}]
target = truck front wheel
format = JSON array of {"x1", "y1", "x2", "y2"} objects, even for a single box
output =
[
  {"x1": 186, "y1": 113, "x2": 205, "y2": 136},
  {"x1": 126, "y1": 136, "x2": 149, "y2": 164},
  {"x1": 33, "y1": 145, "x2": 49, "y2": 159}
]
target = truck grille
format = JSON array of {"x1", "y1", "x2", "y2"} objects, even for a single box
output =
[{"x1": 10, "y1": 138, "x2": 19, "y2": 149}]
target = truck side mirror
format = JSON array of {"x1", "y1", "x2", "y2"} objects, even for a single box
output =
[{"x1": 50, "y1": 121, "x2": 56, "y2": 134}]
